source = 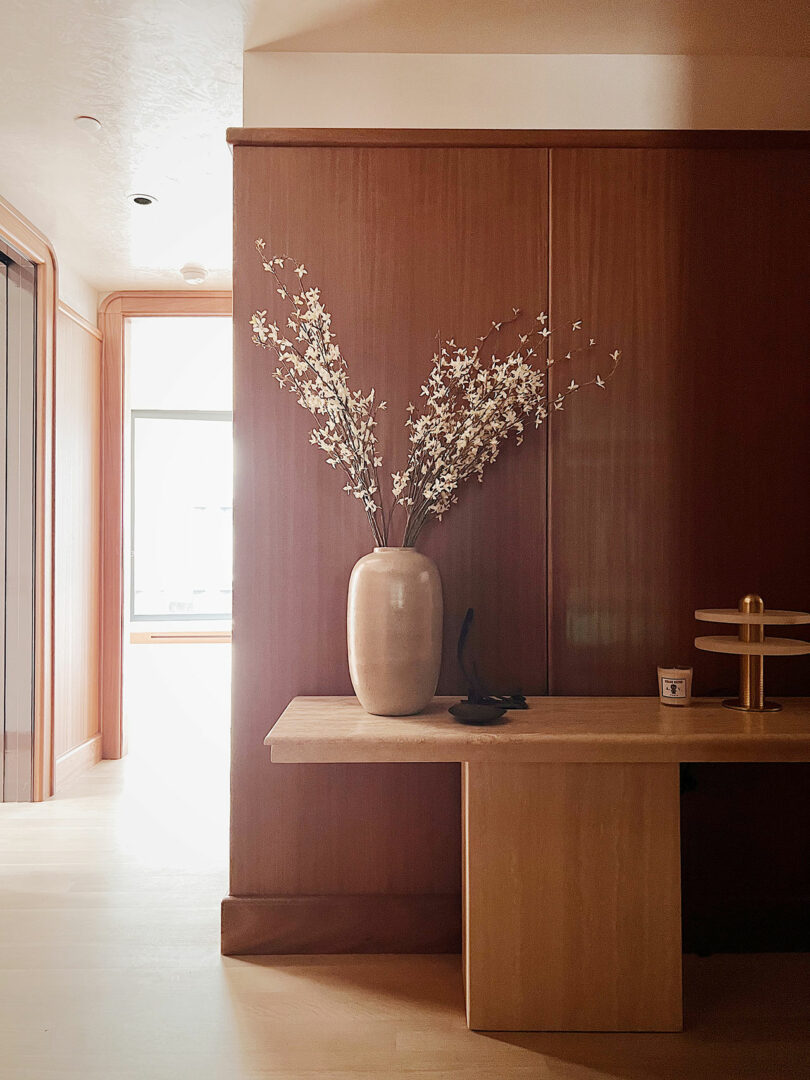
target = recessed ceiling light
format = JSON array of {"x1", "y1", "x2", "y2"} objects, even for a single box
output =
[
  {"x1": 129, "y1": 193, "x2": 157, "y2": 206},
  {"x1": 74, "y1": 115, "x2": 102, "y2": 133},
  {"x1": 180, "y1": 263, "x2": 208, "y2": 285}
]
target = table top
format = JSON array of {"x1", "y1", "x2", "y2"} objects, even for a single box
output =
[{"x1": 265, "y1": 696, "x2": 810, "y2": 764}]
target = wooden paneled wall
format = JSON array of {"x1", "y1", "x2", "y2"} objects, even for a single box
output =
[
  {"x1": 226, "y1": 131, "x2": 810, "y2": 955},
  {"x1": 548, "y1": 149, "x2": 810, "y2": 950},
  {"x1": 548, "y1": 148, "x2": 810, "y2": 695},
  {"x1": 225, "y1": 145, "x2": 549, "y2": 953},
  {"x1": 53, "y1": 303, "x2": 102, "y2": 789}
]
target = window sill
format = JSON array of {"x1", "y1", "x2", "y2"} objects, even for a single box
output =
[{"x1": 129, "y1": 629, "x2": 232, "y2": 644}]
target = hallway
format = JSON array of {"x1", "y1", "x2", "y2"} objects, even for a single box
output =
[{"x1": 2, "y1": 752, "x2": 810, "y2": 1079}]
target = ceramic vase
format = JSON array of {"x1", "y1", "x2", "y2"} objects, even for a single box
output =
[{"x1": 347, "y1": 547, "x2": 443, "y2": 716}]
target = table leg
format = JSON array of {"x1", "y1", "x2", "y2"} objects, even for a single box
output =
[{"x1": 463, "y1": 761, "x2": 682, "y2": 1031}]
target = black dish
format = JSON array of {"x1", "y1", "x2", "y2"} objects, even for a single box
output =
[{"x1": 449, "y1": 702, "x2": 508, "y2": 725}]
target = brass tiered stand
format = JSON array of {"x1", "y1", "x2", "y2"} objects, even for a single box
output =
[{"x1": 695, "y1": 593, "x2": 810, "y2": 712}]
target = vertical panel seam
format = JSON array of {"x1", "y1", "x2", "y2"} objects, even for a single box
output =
[{"x1": 545, "y1": 148, "x2": 552, "y2": 696}]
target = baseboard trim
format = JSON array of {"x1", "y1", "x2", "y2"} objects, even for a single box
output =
[
  {"x1": 54, "y1": 733, "x2": 102, "y2": 791},
  {"x1": 221, "y1": 893, "x2": 461, "y2": 955}
]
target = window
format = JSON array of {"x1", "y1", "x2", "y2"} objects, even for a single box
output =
[
  {"x1": 131, "y1": 411, "x2": 232, "y2": 620},
  {"x1": 127, "y1": 316, "x2": 232, "y2": 623}
]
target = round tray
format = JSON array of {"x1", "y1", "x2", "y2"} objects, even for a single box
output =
[
  {"x1": 695, "y1": 608, "x2": 810, "y2": 625},
  {"x1": 694, "y1": 635, "x2": 810, "y2": 656}
]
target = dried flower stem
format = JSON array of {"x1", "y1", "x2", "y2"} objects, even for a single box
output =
[
  {"x1": 250, "y1": 243, "x2": 390, "y2": 545},
  {"x1": 396, "y1": 313, "x2": 621, "y2": 546},
  {"x1": 251, "y1": 246, "x2": 621, "y2": 549}
]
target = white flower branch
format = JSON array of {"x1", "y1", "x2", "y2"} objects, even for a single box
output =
[
  {"x1": 396, "y1": 314, "x2": 621, "y2": 546},
  {"x1": 250, "y1": 241, "x2": 389, "y2": 545},
  {"x1": 250, "y1": 243, "x2": 621, "y2": 548}
]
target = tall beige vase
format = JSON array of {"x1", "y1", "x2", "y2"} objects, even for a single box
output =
[{"x1": 347, "y1": 547, "x2": 443, "y2": 716}]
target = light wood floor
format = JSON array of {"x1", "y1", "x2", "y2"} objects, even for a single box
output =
[{"x1": 2, "y1": 752, "x2": 810, "y2": 1077}]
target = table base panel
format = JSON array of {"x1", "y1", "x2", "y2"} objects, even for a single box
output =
[{"x1": 463, "y1": 761, "x2": 683, "y2": 1031}]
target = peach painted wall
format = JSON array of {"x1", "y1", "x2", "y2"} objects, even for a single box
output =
[
  {"x1": 53, "y1": 302, "x2": 102, "y2": 788},
  {"x1": 243, "y1": 53, "x2": 810, "y2": 130}
]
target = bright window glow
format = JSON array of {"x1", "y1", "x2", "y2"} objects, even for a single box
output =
[
  {"x1": 127, "y1": 316, "x2": 232, "y2": 622},
  {"x1": 129, "y1": 316, "x2": 232, "y2": 411},
  {"x1": 131, "y1": 414, "x2": 232, "y2": 620}
]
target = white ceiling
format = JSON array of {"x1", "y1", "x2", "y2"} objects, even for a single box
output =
[
  {"x1": 1, "y1": 1, "x2": 805, "y2": 303},
  {"x1": 247, "y1": 0, "x2": 808, "y2": 55},
  {"x1": 0, "y1": 0, "x2": 247, "y2": 299}
]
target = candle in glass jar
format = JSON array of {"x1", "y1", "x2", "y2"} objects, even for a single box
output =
[{"x1": 657, "y1": 666, "x2": 693, "y2": 706}]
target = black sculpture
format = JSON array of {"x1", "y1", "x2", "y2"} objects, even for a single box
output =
[{"x1": 448, "y1": 608, "x2": 528, "y2": 724}]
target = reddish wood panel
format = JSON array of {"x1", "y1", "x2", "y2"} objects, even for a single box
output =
[
  {"x1": 221, "y1": 894, "x2": 460, "y2": 955},
  {"x1": 228, "y1": 129, "x2": 810, "y2": 150},
  {"x1": 548, "y1": 148, "x2": 810, "y2": 951},
  {"x1": 229, "y1": 147, "x2": 549, "y2": 925},
  {"x1": 548, "y1": 149, "x2": 810, "y2": 697},
  {"x1": 230, "y1": 138, "x2": 810, "y2": 955}
]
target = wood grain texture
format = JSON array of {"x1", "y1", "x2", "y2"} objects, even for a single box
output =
[
  {"x1": 696, "y1": 609, "x2": 810, "y2": 625},
  {"x1": 547, "y1": 147, "x2": 810, "y2": 953},
  {"x1": 695, "y1": 635, "x2": 810, "y2": 656},
  {"x1": 227, "y1": 128, "x2": 810, "y2": 150},
  {"x1": 231, "y1": 139, "x2": 810, "y2": 954},
  {"x1": 463, "y1": 761, "x2": 682, "y2": 1031},
  {"x1": 266, "y1": 696, "x2": 810, "y2": 764},
  {"x1": 229, "y1": 145, "x2": 549, "y2": 929},
  {"x1": 53, "y1": 732, "x2": 101, "y2": 790},
  {"x1": 99, "y1": 292, "x2": 232, "y2": 317},
  {"x1": 221, "y1": 894, "x2": 460, "y2": 955},
  {"x1": 53, "y1": 305, "x2": 101, "y2": 774},
  {"x1": 547, "y1": 148, "x2": 810, "y2": 699}
]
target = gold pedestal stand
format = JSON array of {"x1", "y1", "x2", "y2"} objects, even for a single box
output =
[{"x1": 695, "y1": 594, "x2": 810, "y2": 712}]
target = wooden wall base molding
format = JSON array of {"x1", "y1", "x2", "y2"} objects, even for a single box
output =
[
  {"x1": 221, "y1": 894, "x2": 461, "y2": 956},
  {"x1": 54, "y1": 733, "x2": 102, "y2": 792}
]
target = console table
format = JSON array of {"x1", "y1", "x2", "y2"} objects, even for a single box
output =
[{"x1": 264, "y1": 696, "x2": 810, "y2": 1032}]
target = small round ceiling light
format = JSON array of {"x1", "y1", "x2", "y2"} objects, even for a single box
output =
[
  {"x1": 74, "y1": 114, "x2": 102, "y2": 133},
  {"x1": 129, "y1": 193, "x2": 157, "y2": 206},
  {"x1": 180, "y1": 263, "x2": 208, "y2": 285}
]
